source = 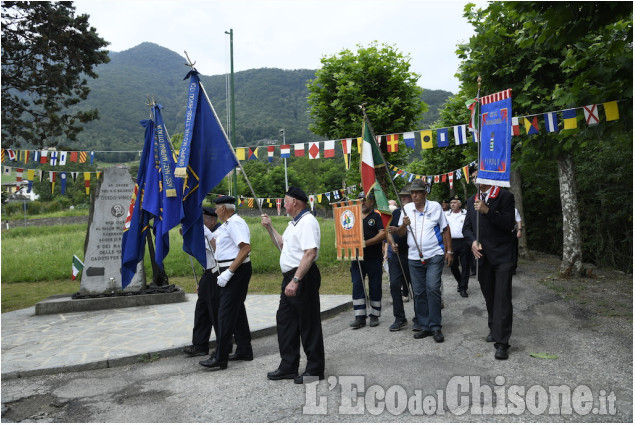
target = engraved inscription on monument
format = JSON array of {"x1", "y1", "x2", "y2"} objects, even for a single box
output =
[{"x1": 80, "y1": 166, "x2": 145, "y2": 294}]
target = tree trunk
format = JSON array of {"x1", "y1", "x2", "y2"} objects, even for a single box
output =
[
  {"x1": 557, "y1": 152, "x2": 582, "y2": 277},
  {"x1": 510, "y1": 168, "x2": 530, "y2": 259}
]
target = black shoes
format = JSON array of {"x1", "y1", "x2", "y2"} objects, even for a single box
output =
[
  {"x1": 349, "y1": 317, "x2": 366, "y2": 329},
  {"x1": 228, "y1": 353, "x2": 253, "y2": 361},
  {"x1": 267, "y1": 369, "x2": 298, "y2": 381},
  {"x1": 495, "y1": 345, "x2": 509, "y2": 360},
  {"x1": 486, "y1": 333, "x2": 495, "y2": 342},
  {"x1": 460, "y1": 290, "x2": 468, "y2": 298},
  {"x1": 389, "y1": 320, "x2": 408, "y2": 331},
  {"x1": 369, "y1": 316, "x2": 379, "y2": 327},
  {"x1": 183, "y1": 345, "x2": 208, "y2": 357},
  {"x1": 293, "y1": 372, "x2": 325, "y2": 384},
  {"x1": 413, "y1": 330, "x2": 433, "y2": 339},
  {"x1": 432, "y1": 330, "x2": 444, "y2": 343},
  {"x1": 414, "y1": 329, "x2": 444, "y2": 342},
  {"x1": 199, "y1": 357, "x2": 228, "y2": 370}
]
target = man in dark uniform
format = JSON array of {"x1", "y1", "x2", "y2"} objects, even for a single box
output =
[
  {"x1": 199, "y1": 196, "x2": 253, "y2": 370},
  {"x1": 261, "y1": 186, "x2": 325, "y2": 384},
  {"x1": 446, "y1": 195, "x2": 470, "y2": 298},
  {"x1": 349, "y1": 192, "x2": 386, "y2": 329},
  {"x1": 463, "y1": 176, "x2": 516, "y2": 360},
  {"x1": 183, "y1": 207, "x2": 221, "y2": 357},
  {"x1": 386, "y1": 185, "x2": 413, "y2": 331}
]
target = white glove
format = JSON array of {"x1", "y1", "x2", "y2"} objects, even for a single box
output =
[{"x1": 217, "y1": 269, "x2": 234, "y2": 287}]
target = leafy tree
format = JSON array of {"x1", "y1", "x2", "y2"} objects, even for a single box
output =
[
  {"x1": 307, "y1": 42, "x2": 427, "y2": 199},
  {"x1": 1, "y1": 1, "x2": 109, "y2": 147},
  {"x1": 455, "y1": 1, "x2": 632, "y2": 275}
]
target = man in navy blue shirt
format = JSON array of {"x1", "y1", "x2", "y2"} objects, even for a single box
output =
[
  {"x1": 386, "y1": 185, "x2": 413, "y2": 331},
  {"x1": 350, "y1": 192, "x2": 386, "y2": 329}
]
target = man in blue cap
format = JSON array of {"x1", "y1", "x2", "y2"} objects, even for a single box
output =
[
  {"x1": 199, "y1": 195, "x2": 253, "y2": 370},
  {"x1": 183, "y1": 206, "x2": 221, "y2": 357}
]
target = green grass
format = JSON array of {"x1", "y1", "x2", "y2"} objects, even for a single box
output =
[{"x1": 1, "y1": 216, "x2": 353, "y2": 311}]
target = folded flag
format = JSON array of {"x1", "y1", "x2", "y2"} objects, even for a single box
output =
[{"x1": 72, "y1": 255, "x2": 84, "y2": 281}]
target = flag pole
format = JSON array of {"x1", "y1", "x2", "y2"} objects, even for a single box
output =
[
  {"x1": 149, "y1": 97, "x2": 200, "y2": 285},
  {"x1": 184, "y1": 51, "x2": 281, "y2": 252},
  {"x1": 475, "y1": 76, "x2": 482, "y2": 276},
  {"x1": 359, "y1": 105, "x2": 404, "y2": 208},
  {"x1": 360, "y1": 105, "x2": 426, "y2": 265}
]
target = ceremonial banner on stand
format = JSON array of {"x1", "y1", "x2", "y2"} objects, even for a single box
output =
[
  {"x1": 478, "y1": 89, "x2": 513, "y2": 187},
  {"x1": 332, "y1": 200, "x2": 365, "y2": 260}
]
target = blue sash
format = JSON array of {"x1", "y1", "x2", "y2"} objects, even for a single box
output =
[
  {"x1": 175, "y1": 71, "x2": 201, "y2": 177},
  {"x1": 153, "y1": 104, "x2": 177, "y2": 197}
]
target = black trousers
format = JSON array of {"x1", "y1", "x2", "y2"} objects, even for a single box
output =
[
  {"x1": 276, "y1": 263, "x2": 325, "y2": 376},
  {"x1": 450, "y1": 238, "x2": 470, "y2": 292},
  {"x1": 478, "y1": 258, "x2": 514, "y2": 347},
  {"x1": 192, "y1": 269, "x2": 219, "y2": 353},
  {"x1": 214, "y1": 262, "x2": 253, "y2": 362},
  {"x1": 388, "y1": 253, "x2": 411, "y2": 321}
]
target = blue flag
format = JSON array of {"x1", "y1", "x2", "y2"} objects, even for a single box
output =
[
  {"x1": 178, "y1": 70, "x2": 240, "y2": 267},
  {"x1": 436, "y1": 128, "x2": 449, "y2": 147},
  {"x1": 478, "y1": 89, "x2": 513, "y2": 187},
  {"x1": 121, "y1": 119, "x2": 154, "y2": 288},
  {"x1": 142, "y1": 105, "x2": 183, "y2": 268}
]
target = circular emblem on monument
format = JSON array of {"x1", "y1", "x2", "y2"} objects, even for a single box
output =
[
  {"x1": 111, "y1": 204, "x2": 125, "y2": 217},
  {"x1": 340, "y1": 210, "x2": 355, "y2": 230}
]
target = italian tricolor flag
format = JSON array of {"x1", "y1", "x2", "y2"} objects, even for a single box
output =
[
  {"x1": 360, "y1": 119, "x2": 392, "y2": 227},
  {"x1": 72, "y1": 255, "x2": 84, "y2": 281}
]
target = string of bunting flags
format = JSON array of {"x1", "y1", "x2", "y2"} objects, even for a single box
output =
[
  {"x1": 1, "y1": 165, "x2": 102, "y2": 195},
  {"x1": 1, "y1": 101, "x2": 620, "y2": 167},
  {"x1": 1, "y1": 100, "x2": 620, "y2": 196},
  {"x1": 387, "y1": 160, "x2": 478, "y2": 190}
]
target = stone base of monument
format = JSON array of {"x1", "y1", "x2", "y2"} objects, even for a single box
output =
[{"x1": 34, "y1": 288, "x2": 186, "y2": 316}]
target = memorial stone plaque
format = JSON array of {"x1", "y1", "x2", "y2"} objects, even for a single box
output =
[{"x1": 80, "y1": 166, "x2": 145, "y2": 294}]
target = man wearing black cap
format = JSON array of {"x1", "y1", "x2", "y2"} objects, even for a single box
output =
[
  {"x1": 260, "y1": 186, "x2": 325, "y2": 384},
  {"x1": 446, "y1": 195, "x2": 470, "y2": 297},
  {"x1": 386, "y1": 185, "x2": 413, "y2": 331},
  {"x1": 349, "y1": 191, "x2": 386, "y2": 329},
  {"x1": 199, "y1": 195, "x2": 253, "y2": 370},
  {"x1": 183, "y1": 207, "x2": 221, "y2": 357}
]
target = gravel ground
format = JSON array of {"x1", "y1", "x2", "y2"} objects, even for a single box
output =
[{"x1": 2, "y1": 252, "x2": 632, "y2": 423}]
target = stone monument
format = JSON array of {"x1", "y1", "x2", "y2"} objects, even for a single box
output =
[{"x1": 80, "y1": 166, "x2": 145, "y2": 294}]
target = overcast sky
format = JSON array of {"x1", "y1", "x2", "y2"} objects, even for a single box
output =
[{"x1": 74, "y1": 0, "x2": 488, "y2": 93}]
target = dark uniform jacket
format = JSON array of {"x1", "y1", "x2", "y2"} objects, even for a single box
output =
[{"x1": 463, "y1": 187, "x2": 516, "y2": 265}]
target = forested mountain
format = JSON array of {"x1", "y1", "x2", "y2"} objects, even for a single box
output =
[{"x1": 73, "y1": 43, "x2": 451, "y2": 161}]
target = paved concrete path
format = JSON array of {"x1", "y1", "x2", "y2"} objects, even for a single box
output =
[{"x1": 1, "y1": 294, "x2": 351, "y2": 378}]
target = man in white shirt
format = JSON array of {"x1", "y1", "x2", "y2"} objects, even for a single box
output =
[
  {"x1": 199, "y1": 196, "x2": 253, "y2": 370},
  {"x1": 446, "y1": 195, "x2": 470, "y2": 297},
  {"x1": 261, "y1": 186, "x2": 325, "y2": 384},
  {"x1": 395, "y1": 179, "x2": 453, "y2": 343}
]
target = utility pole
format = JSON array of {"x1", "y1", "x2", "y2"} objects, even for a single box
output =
[{"x1": 225, "y1": 29, "x2": 238, "y2": 206}]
